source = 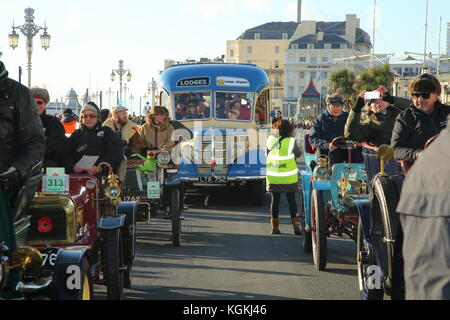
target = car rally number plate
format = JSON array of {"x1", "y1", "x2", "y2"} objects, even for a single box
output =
[{"x1": 147, "y1": 182, "x2": 160, "y2": 199}]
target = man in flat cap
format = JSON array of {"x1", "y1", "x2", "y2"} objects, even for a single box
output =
[
  {"x1": 103, "y1": 105, "x2": 143, "y2": 157},
  {"x1": 30, "y1": 87, "x2": 68, "y2": 168},
  {"x1": 391, "y1": 74, "x2": 450, "y2": 165},
  {"x1": 67, "y1": 102, "x2": 123, "y2": 174}
]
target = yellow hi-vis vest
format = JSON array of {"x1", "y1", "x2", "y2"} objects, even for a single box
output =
[{"x1": 266, "y1": 136, "x2": 299, "y2": 186}]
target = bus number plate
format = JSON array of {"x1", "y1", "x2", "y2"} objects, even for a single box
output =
[{"x1": 199, "y1": 177, "x2": 228, "y2": 184}]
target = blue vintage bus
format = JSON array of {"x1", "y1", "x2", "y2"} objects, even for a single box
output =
[{"x1": 158, "y1": 63, "x2": 271, "y2": 206}]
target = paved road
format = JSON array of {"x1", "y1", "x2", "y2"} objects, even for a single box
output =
[
  {"x1": 96, "y1": 189, "x2": 360, "y2": 300},
  {"x1": 95, "y1": 130, "x2": 360, "y2": 300}
]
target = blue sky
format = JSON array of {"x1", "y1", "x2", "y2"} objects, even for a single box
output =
[{"x1": 1, "y1": 0, "x2": 449, "y2": 114}]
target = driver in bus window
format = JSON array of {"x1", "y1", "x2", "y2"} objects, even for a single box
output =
[
  {"x1": 175, "y1": 94, "x2": 189, "y2": 120},
  {"x1": 183, "y1": 100, "x2": 199, "y2": 120}
]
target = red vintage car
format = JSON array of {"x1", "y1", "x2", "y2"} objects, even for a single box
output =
[{"x1": 16, "y1": 162, "x2": 137, "y2": 300}]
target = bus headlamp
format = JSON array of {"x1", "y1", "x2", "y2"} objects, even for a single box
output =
[{"x1": 157, "y1": 152, "x2": 171, "y2": 165}]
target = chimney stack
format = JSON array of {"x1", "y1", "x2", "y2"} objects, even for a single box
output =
[{"x1": 297, "y1": 0, "x2": 302, "y2": 23}]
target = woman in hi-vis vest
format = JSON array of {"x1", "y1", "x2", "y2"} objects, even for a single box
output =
[{"x1": 266, "y1": 119, "x2": 302, "y2": 235}]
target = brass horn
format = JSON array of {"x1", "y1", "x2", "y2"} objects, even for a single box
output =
[{"x1": 377, "y1": 145, "x2": 394, "y2": 176}]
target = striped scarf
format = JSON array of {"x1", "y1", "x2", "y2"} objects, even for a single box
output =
[{"x1": 0, "y1": 61, "x2": 9, "y2": 84}]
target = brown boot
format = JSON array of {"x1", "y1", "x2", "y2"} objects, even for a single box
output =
[
  {"x1": 291, "y1": 217, "x2": 302, "y2": 235},
  {"x1": 271, "y1": 218, "x2": 281, "y2": 234}
]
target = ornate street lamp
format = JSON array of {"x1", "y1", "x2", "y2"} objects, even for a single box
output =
[
  {"x1": 9, "y1": 8, "x2": 51, "y2": 87},
  {"x1": 110, "y1": 60, "x2": 132, "y2": 102}
]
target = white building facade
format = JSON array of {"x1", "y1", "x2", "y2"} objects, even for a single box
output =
[{"x1": 283, "y1": 15, "x2": 372, "y2": 117}]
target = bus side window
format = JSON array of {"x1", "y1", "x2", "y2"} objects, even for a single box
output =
[{"x1": 255, "y1": 90, "x2": 269, "y2": 125}]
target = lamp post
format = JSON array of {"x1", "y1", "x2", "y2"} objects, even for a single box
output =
[
  {"x1": 394, "y1": 74, "x2": 400, "y2": 97},
  {"x1": 110, "y1": 60, "x2": 132, "y2": 103},
  {"x1": 9, "y1": 8, "x2": 51, "y2": 88}
]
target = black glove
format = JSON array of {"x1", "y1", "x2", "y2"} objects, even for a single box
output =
[
  {"x1": 382, "y1": 91, "x2": 395, "y2": 104},
  {"x1": 352, "y1": 97, "x2": 365, "y2": 113},
  {"x1": 0, "y1": 167, "x2": 21, "y2": 192}
]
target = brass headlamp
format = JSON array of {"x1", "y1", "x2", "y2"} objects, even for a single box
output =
[
  {"x1": 316, "y1": 155, "x2": 329, "y2": 181},
  {"x1": 99, "y1": 162, "x2": 122, "y2": 205}
]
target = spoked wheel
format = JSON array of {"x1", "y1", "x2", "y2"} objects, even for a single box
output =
[
  {"x1": 371, "y1": 175, "x2": 404, "y2": 298},
  {"x1": 171, "y1": 188, "x2": 181, "y2": 247},
  {"x1": 104, "y1": 228, "x2": 124, "y2": 300},
  {"x1": 311, "y1": 189, "x2": 327, "y2": 271},
  {"x1": 300, "y1": 195, "x2": 312, "y2": 253},
  {"x1": 357, "y1": 221, "x2": 384, "y2": 300}
]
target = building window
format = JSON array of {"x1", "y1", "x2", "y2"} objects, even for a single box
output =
[
  {"x1": 274, "y1": 46, "x2": 280, "y2": 54},
  {"x1": 310, "y1": 72, "x2": 317, "y2": 80},
  {"x1": 299, "y1": 57, "x2": 306, "y2": 62},
  {"x1": 310, "y1": 56, "x2": 317, "y2": 64},
  {"x1": 307, "y1": 44, "x2": 315, "y2": 49},
  {"x1": 292, "y1": 44, "x2": 298, "y2": 49},
  {"x1": 340, "y1": 44, "x2": 348, "y2": 49},
  {"x1": 322, "y1": 57, "x2": 329, "y2": 63},
  {"x1": 299, "y1": 71, "x2": 305, "y2": 79},
  {"x1": 288, "y1": 86, "x2": 294, "y2": 98},
  {"x1": 282, "y1": 33, "x2": 289, "y2": 40},
  {"x1": 274, "y1": 60, "x2": 280, "y2": 68},
  {"x1": 324, "y1": 43, "x2": 332, "y2": 49},
  {"x1": 254, "y1": 33, "x2": 261, "y2": 40},
  {"x1": 247, "y1": 46, "x2": 253, "y2": 54},
  {"x1": 229, "y1": 49, "x2": 235, "y2": 58}
]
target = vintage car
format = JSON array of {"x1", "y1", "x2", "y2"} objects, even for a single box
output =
[
  {"x1": 122, "y1": 142, "x2": 184, "y2": 246},
  {"x1": 14, "y1": 162, "x2": 137, "y2": 300},
  {"x1": 355, "y1": 136, "x2": 438, "y2": 300},
  {"x1": 157, "y1": 63, "x2": 272, "y2": 206},
  {"x1": 301, "y1": 135, "x2": 368, "y2": 271},
  {"x1": 0, "y1": 162, "x2": 42, "y2": 295}
]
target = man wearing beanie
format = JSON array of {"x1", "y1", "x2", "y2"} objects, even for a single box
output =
[
  {"x1": 391, "y1": 74, "x2": 450, "y2": 164},
  {"x1": 67, "y1": 101, "x2": 123, "y2": 174},
  {"x1": 30, "y1": 87, "x2": 68, "y2": 167},
  {"x1": 0, "y1": 60, "x2": 44, "y2": 299}
]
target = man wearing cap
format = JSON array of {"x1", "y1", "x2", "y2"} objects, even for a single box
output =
[
  {"x1": 0, "y1": 60, "x2": 44, "y2": 299},
  {"x1": 67, "y1": 102, "x2": 123, "y2": 174},
  {"x1": 30, "y1": 87, "x2": 68, "y2": 168},
  {"x1": 310, "y1": 94, "x2": 363, "y2": 165},
  {"x1": 391, "y1": 74, "x2": 450, "y2": 164},
  {"x1": 61, "y1": 108, "x2": 79, "y2": 135},
  {"x1": 139, "y1": 106, "x2": 175, "y2": 151},
  {"x1": 103, "y1": 105, "x2": 143, "y2": 157}
]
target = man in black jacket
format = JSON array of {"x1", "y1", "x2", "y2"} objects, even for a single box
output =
[
  {"x1": 310, "y1": 94, "x2": 363, "y2": 165},
  {"x1": 67, "y1": 102, "x2": 124, "y2": 174},
  {"x1": 30, "y1": 87, "x2": 68, "y2": 168},
  {"x1": 391, "y1": 74, "x2": 450, "y2": 164},
  {"x1": 397, "y1": 114, "x2": 450, "y2": 299},
  {"x1": 0, "y1": 60, "x2": 44, "y2": 298}
]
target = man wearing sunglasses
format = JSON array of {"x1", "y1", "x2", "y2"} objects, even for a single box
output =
[
  {"x1": 67, "y1": 102, "x2": 123, "y2": 175},
  {"x1": 310, "y1": 94, "x2": 363, "y2": 165},
  {"x1": 391, "y1": 74, "x2": 450, "y2": 164},
  {"x1": 30, "y1": 87, "x2": 68, "y2": 168}
]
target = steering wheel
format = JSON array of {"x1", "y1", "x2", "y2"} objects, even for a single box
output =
[{"x1": 331, "y1": 136, "x2": 358, "y2": 150}]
